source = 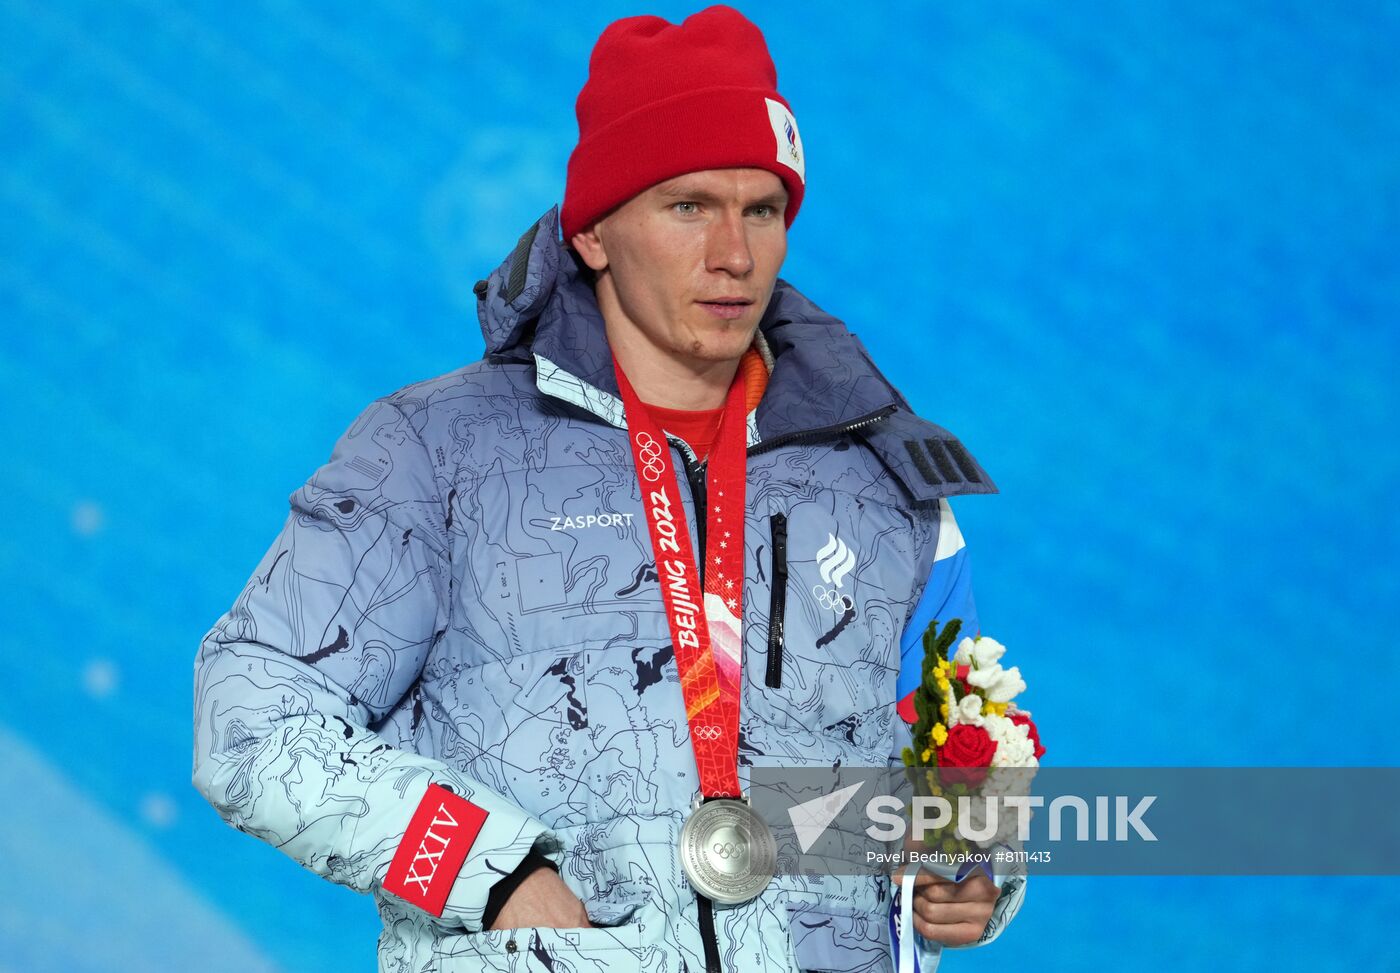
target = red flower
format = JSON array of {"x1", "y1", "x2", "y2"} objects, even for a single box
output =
[
  {"x1": 937, "y1": 723, "x2": 997, "y2": 787},
  {"x1": 955, "y1": 664, "x2": 971, "y2": 682},
  {"x1": 1009, "y1": 713, "x2": 1046, "y2": 760}
]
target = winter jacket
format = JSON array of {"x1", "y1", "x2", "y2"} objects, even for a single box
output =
[{"x1": 191, "y1": 205, "x2": 1026, "y2": 973}]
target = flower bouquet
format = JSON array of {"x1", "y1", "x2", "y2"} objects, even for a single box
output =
[
  {"x1": 901, "y1": 618, "x2": 1044, "y2": 793},
  {"x1": 890, "y1": 618, "x2": 1043, "y2": 971}
]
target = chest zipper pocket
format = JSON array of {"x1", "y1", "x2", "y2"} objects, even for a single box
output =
[{"x1": 764, "y1": 513, "x2": 788, "y2": 688}]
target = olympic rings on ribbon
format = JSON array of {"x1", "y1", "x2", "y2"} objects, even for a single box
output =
[
  {"x1": 635, "y1": 432, "x2": 667, "y2": 482},
  {"x1": 693, "y1": 725, "x2": 723, "y2": 741}
]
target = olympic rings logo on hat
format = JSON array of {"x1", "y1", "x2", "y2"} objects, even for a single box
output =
[
  {"x1": 635, "y1": 432, "x2": 667, "y2": 482},
  {"x1": 693, "y1": 725, "x2": 723, "y2": 741}
]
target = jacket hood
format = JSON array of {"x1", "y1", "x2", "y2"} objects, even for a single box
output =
[{"x1": 471, "y1": 206, "x2": 996, "y2": 503}]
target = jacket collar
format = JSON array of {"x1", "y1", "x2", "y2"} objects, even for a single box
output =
[{"x1": 474, "y1": 206, "x2": 996, "y2": 502}]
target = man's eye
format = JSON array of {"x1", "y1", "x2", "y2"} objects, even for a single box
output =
[
  {"x1": 674, "y1": 201, "x2": 699, "y2": 214},
  {"x1": 750, "y1": 205, "x2": 774, "y2": 219}
]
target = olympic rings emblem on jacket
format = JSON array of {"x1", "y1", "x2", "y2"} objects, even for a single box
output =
[{"x1": 811, "y1": 583, "x2": 854, "y2": 614}]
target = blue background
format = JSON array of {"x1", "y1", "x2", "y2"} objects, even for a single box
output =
[{"x1": 2, "y1": 1, "x2": 1397, "y2": 970}]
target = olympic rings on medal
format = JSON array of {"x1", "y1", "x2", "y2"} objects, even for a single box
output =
[
  {"x1": 711, "y1": 841, "x2": 745, "y2": 860},
  {"x1": 811, "y1": 584, "x2": 854, "y2": 614},
  {"x1": 635, "y1": 432, "x2": 667, "y2": 482}
]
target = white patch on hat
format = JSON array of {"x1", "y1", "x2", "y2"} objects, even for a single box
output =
[{"x1": 765, "y1": 97, "x2": 805, "y2": 184}]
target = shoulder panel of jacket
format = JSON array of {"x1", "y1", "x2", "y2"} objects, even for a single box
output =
[{"x1": 855, "y1": 407, "x2": 998, "y2": 505}]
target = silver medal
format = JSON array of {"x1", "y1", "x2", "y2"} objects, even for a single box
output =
[{"x1": 678, "y1": 797, "x2": 777, "y2": 905}]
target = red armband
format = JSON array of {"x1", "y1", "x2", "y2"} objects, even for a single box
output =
[{"x1": 382, "y1": 782, "x2": 489, "y2": 916}]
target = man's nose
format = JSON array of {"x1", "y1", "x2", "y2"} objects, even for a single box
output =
[{"x1": 705, "y1": 210, "x2": 755, "y2": 277}]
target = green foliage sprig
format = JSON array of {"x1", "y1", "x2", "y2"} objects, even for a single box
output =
[{"x1": 901, "y1": 617, "x2": 962, "y2": 767}]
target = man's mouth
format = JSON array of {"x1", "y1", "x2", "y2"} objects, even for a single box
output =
[{"x1": 697, "y1": 298, "x2": 753, "y2": 319}]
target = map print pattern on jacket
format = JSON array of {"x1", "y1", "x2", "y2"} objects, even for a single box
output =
[{"x1": 191, "y1": 205, "x2": 1026, "y2": 973}]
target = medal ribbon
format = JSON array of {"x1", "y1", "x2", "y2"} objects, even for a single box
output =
[{"x1": 614, "y1": 357, "x2": 748, "y2": 799}]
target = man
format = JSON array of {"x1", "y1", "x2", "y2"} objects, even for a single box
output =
[{"x1": 192, "y1": 6, "x2": 1025, "y2": 971}]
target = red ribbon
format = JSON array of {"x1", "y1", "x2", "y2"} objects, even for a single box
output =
[{"x1": 614, "y1": 359, "x2": 748, "y2": 799}]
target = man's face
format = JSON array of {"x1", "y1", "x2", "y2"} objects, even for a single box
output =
[{"x1": 571, "y1": 167, "x2": 788, "y2": 368}]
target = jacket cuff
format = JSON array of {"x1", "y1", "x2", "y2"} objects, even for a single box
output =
[{"x1": 479, "y1": 848, "x2": 561, "y2": 930}]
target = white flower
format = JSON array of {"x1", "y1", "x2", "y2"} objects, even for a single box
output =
[
  {"x1": 955, "y1": 635, "x2": 1007, "y2": 667},
  {"x1": 965, "y1": 665, "x2": 997, "y2": 691},
  {"x1": 971, "y1": 636, "x2": 1007, "y2": 668},
  {"x1": 955, "y1": 692, "x2": 985, "y2": 727},
  {"x1": 985, "y1": 715, "x2": 1038, "y2": 769},
  {"x1": 968, "y1": 664, "x2": 1026, "y2": 704},
  {"x1": 955, "y1": 636, "x2": 1022, "y2": 702},
  {"x1": 953, "y1": 636, "x2": 976, "y2": 666}
]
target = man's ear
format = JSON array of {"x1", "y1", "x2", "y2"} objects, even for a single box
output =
[{"x1": 570, "y1": 221, "x2": 609, "y2": 272}]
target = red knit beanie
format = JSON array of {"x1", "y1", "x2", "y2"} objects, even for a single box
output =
[{"x1": 561, "y1": 5, "x2": 806, "y2": 245}]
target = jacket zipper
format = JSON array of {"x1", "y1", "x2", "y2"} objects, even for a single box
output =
[
  {"x1": 746, "y1": 404, "x2": 895, "y2": 456},
  {"x1": 764, "y1": 513, "x2": 788, "y2": 688}
]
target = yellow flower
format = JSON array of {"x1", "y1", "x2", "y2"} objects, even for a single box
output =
[
  {"x1": 932, "y1": 724, "x2": 948, "y2": 747},
  {"x1": 920, "y1": 747, "x2": 933, "y2": 762},
  {"x1": 983, "y1": 701, "x2": 1009, "y2": 717},
  {"x1": 939, "y1": 702, "x2": 949, "y2": 721},
  {"x1": 935, "y1": 674, "x2": 951, "y2": 694}
]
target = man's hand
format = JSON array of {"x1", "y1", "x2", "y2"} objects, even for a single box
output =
[
  {"x1": 486, "y1": 866, "x2": 592, "y2": 932},
  {"x1": 909, "y1": 869, "x2": 998, "y2": 946}
]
